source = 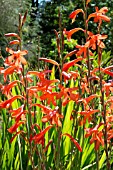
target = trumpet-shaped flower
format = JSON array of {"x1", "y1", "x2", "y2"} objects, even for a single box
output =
[
  {"x1": 8, "y1": 121, "x2": 24, "y2": 134},
  {"x1": 69, "y1": 9, "x2": 84, "y2": 23},
  {"x1": 31, "y1": 104, "x2": 63, "y2": 127},
  {"x1": 85, "y1": 123, "x2": 104, "y2": 150},
  {"x1": 5, "y1": 47, "x2": 28, "y2": 66},
  {"x1": 0, "y1": 95, "x2": 24, "y2": 109},
  {"x1": 76, "y1": 44, "x2": 93, "y2": 58},
  {"x1": 2, "y1": 80, "x2": 22, "y2": 96},
  {"x1": 62, "y1": 133, "x2": 82, "y2": 152},
  {"x1": 85, "y1": 33, "x2": 108, "y2": 50},
  {"x1": 87, "y1": 7, "x2": 110, "y2": 23},
  {"x1": 30, "y1": 125, "x2": 52, "y2": 146},
  {"x1": 63, "y1": 28, "x2": 84, "y2": 41},
  {"x1": 0, "y1": 65, "x2": 18, "y2": 82}
]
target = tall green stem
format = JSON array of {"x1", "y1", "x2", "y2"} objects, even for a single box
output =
[
  {"x1": 18, "y1": 13, "x2": 35, "y2": 169},
  {"x1": 56, "y1": 7, "x2": 64, "y2": 169},
  {"x1": 83, "y1": 0, "x2": 90, "y2": 79},
  {"x1": 97, "y1": 19, "x2": 111, "y2": 169},
  {"x1": 95, "y1": 149, "x2": 99, "y2": 170},
  {"x1": 99, "y1": 72, "x2": 111, "y2": 170}
]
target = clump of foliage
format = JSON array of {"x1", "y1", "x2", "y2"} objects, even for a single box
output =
[{"x1": 0, "y1": 1, "x2": 113, "y2": 170}]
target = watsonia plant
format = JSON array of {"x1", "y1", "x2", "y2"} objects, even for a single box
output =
[{"x1": 0, "y1": 0, "x2": 113, "y2": 169}]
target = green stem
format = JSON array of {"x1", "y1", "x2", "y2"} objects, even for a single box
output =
[
  {"x1": 99, "y1": 67, "x2": 111, "y2": 170},
  {"x1": 97, "y1": 22, "x2": 110, "y2": 169},
  {"x1": 95, "y1": 149, "x2": 99, "y2": 170},
  {"x1": 18, "y1": 13, "x2": 35, "y2": 169},
  {"x1": 56, "y1": 7, "x2": 64, "y2": 169},
  {"x1": 17, "y1": 134, "x2": 23, "y2": 170},
  {"x1": 16, "y1": 14, "x2": 24, "y2": 170},
  {"x1": 78, "y1": 124, "x2": 84, "y2": 170},
  {"x1": 83, "y1": 0, "x2": 90, "y2": 80},
  {"x1": 37, "y1": 35, "x2": 40, "y2": 70}
]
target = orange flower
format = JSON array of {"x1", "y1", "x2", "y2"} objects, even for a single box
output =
[
  {"x1": 39, "y1": 57, "x2": 59, "y2": 66},
  {"x1": 63, "y1": 28, "x2": 84, "y2": 41},
  {"x1": 62, "y1": 57, "x2": 83, "y2": 71},
  {"x1": 79, "y1": 109, "x2": 99, "y2": 125},
  {"x1": 27, "y1": 70, "x2": 52, "y2": 80},
  {"x1": 103, "y1": 82, "x2": 113, "y2": 97},
  {"x1": 56, "y1": 85, "x2": 70, "y2": 105},
  {"x1": 40, "y1": 91, "x2": 58, "y2": 106},
  {"x1": 31, "y1": 104, "x2": 63, "y2": 127},
  {"x1": 87, "y1": 7, "x2": 110, "y2": 23},
  {"x1": 62, "y1": 71, "x2": 79, "y2": 83},
  {"x1": 5, "y1": 33, "x2": 20, "y2": 39},
  {"x1": 2, "y1": 80, "x2": 22, "y2": 96},
  {"x1": 5, "y1": 47, "x2": 28, "y2": 66},
  {"x1": 77, "y1": 94, "x2": 98, "y2": 110},
  {"x1": 56, "y1": 85, "x2": 79, "y2": 106},
  {"x1": 0, "y1": 65, "x2": 18, "y2": 82},
  {"x1": 86, "y1": 0, "x2": 91, "y2": 5},
  {"x1": 27, "y1": 70, "x2": 59, "y2": 90},
  {"x1": 7, "y1": 121, "x2": 24, "y2": 134},
  {"x1": 10, "y1": 130, "x2": 25, "y2": 143},
  {"x1": 63, "y1": 50, "x2": 77, "y2": 60},
  {"x1": 69, "y1": 9, "x2": 84, "y2": 23},
  {"x1": 10, "y1": 104, "x2": 27, "y2": 122},
  {"x1": 102, "y1": 66, "x2": 113, "y2": 77},
  {"x1": 30, "y1": 125, "x2": 53, "y2": 146},
  {"x1": 41, "y1": 105, "x2": 63, "y2": 127},
  {"x1": 62, "y1": 133, "x2": 82, "y2": 152},
  {"x1": 76, "y1": 44, "x2": 93, "y2": 58},
  {"x1": 9, "y1": 40, "x2": 20, "y2": 45},
  {"x1": 85, "y1": 123, "x2": 104, "y2": 150},
  {"x1": 0, "y1": 95, "x2": 24, "y2": 109},
  {"x1": 86, "y1": 33, "x2": 108, "y2": 50}
]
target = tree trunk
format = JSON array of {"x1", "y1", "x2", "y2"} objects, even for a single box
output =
[
  {"x1": 32, "y1": 0, "x2": 35, "y2": 7},
  {"x1": 36, "y1": 0, "x2": 38, "y2": 7}
]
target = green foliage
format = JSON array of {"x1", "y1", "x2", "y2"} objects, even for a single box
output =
[
  {"x1": 38, "y1": 0, "x2": 77, "y2": 58},
  {"x1": 1, "y1": 1, "x2": 113, "y2": 170}
]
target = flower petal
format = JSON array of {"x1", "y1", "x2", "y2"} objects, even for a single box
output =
[
  {"x1": 62, "y1": 133, "x2": 82, "y2": 152},
  {"x1": 8, "y1": 121, "x2": 24, "y2": 134},
  {"x1": 69, "y1": 9, "x2": 84, "y2": 23},
  {"x1": 63, "y1": 57, "x2": 83, "y2": 72},
  {"x1": 39, "y1": 58, "x2": 59, "y2": 66}
]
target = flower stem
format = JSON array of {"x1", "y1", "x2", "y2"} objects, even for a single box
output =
[
  {"x1": 56, "y1": 7, "x2": 64, "y2": 169},
  {"x1": 99, "y1": 61, "x2": 111, "y2": 170}
]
